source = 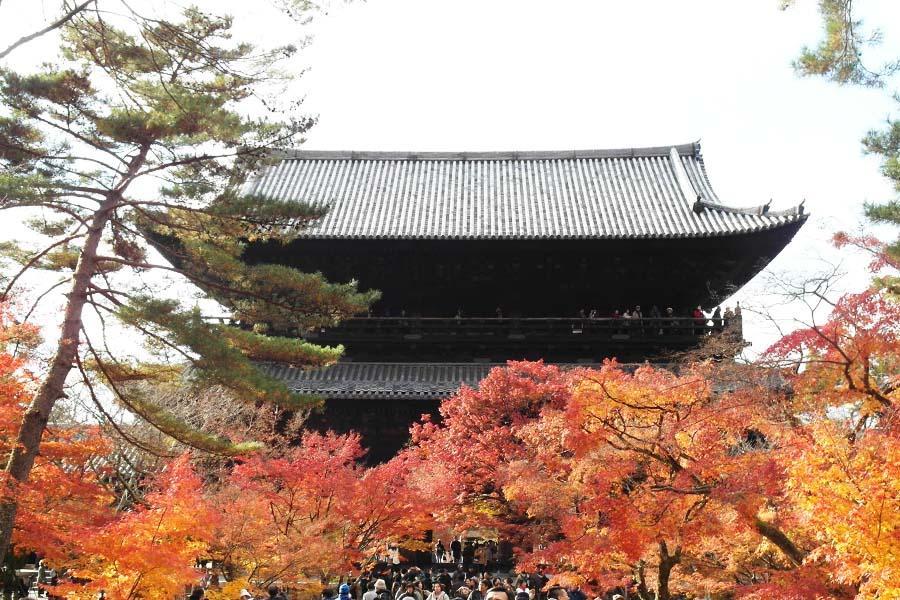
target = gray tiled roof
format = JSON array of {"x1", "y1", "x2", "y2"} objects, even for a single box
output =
[
  {"x1": 260, "y1": 361, "x2": 786, "y2": 401},
  {"x1": 260, "y1": 361, "x2": 495, "y2": 400},
  {"x1": 241, "y1": 142, "x2": 807, "y2": 240}
]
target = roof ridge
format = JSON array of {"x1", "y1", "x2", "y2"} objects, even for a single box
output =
[{"x1": 276, "y1": 142, "x2": 702, "y2": 161}]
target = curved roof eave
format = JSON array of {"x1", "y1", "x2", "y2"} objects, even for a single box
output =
[{"x1": 244, "y1": 142, "x2": 809, "y2": 241}]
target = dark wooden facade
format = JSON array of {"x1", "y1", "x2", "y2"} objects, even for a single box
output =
[
  {"x1": 245, "y1": 226, "x2": 801, "y2": 324},
  {"x1": 235, "y1": 144, "x2": 808, "y2": 461}
]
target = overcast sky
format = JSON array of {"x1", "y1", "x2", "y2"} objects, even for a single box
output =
[{"x1": 3, "y1": 0, "x2": 899, "y2": 355}]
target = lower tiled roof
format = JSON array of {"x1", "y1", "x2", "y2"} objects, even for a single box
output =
[
  {"x1": 259, "y1": 361, "x2": 497, "y2": 400},
  {"x1": 259, "y1": 361, "x2": 785, "y2": 401}
]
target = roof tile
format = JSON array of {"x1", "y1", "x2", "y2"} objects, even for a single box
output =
[{"x1": 242, "y1": 143, "x2": 806, "y2": 240}]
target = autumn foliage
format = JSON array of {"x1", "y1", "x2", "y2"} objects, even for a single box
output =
[
  {"x1": 209, "y1": 431, "x2": 437, "y2": 591},
  {"x1": 403, "y1": 280, "x2": 898, "y2": 598},
  {"x1": 1, "y1": 251, "x2": 897, "y2": 599},
  {"x1": 0, "y1": 305, "x2": 113, "y2": 562}
]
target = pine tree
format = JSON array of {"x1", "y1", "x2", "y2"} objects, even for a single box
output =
[
  {"x1": 0, "y1": 4, "x2": 377, "y2": 562},
  {"x1": 783, "y1": 0, "x2": 900, "y2": 293}
]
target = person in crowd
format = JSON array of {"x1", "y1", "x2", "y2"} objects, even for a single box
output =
[
  {"x1": 712, "y1": 305, "x2": 723, "y2": 331},
  {"x1": 419, "y1": 569, "x2": 432, "y2": 591},
  {"x1": 437, "y1": 570, "x2": 451, "y2": 591},
  {"x1": 450, "y1": 538, "x2": 463, "y2": 565},
  {"x1": 375, "y1": 579, "x2": 390, "y2": 600},
  {"x1": 484, "y1": 587, "x2": 510, "y2": 600},
  {"x1": 268, "y1": 585, "x2": 287, "y2": 600},
  {"x1": 495, "y1": 307, "x2": 503, "y2": 319},
  {"x1": 451, "y1": 566, "x2": 466, "y2": 592},
  {"x1": 427, "y1": 583, "x2": 450, "y2": 600},
  {"x1": 189, "y1": 587, "x2": 205, "y2": 600},
  {"x1": 363, "y1": 582, "x2": 378, "y2": 600},
  {"x1": 649, "y1": 305, "x2": 662, "y2": 334},
  {"x1": 513, "y1": 579, "x2": 530, "y2": 600},
  {"x1": 398, "y1": 582, "x2": 420, "y2": 600},
  {"x1": 692, "y1": 305, "x2": 705, "y2": 334},
  {"x1": 503, "y1": 578, "x2": 515, "y2": 595},
  {"x1": 546, "y1": 588, "x2": 567, "y2": 600},
  {"x1": 389, "y1": 545, "x2": 401, "y2": 573},
  {"x1": 0, "y1": 564, "x2": 16, "y2": 598},
  {"x1": 467, "y1": 580, "x2": 487, "y2": 600},
  {"x1": 454, "y1": 586, "x2": 470, "y2": 600},
  {"x1": 239, "y1": 590, "x2": 254, "y2": 600},
  {"x1": 528, "y1": 568, "x2": 547, "y2": 600},
  {"x1": 339, "y1": 584, "x2": 353, "y2": 600},
  {"x1": 322, "y1": 589, "x2": 335, "y2": 600}
]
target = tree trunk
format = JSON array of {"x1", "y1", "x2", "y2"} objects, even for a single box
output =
[
  {"x1": 634, "y1": 561, "x2": 653, "y2": 600},
  {"x1": 0, "y1": 195, "x2": 117, "y2": 563},
  {"x1": 754, "y1": 517, "x2": 807, "y2": 566},
  {"x1": 657, "y1": 540, "x2": 681, "y2": 600}
]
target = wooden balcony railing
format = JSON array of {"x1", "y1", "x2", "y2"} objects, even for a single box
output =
[{"x1": 301, "y1": 316, "x2": 742, "y2": 344}]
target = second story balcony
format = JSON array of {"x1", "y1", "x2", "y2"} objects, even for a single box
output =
[{"x1": 299, "y1": 316, "x2": 743, "y2": 362}]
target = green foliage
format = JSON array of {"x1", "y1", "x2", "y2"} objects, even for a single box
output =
[
  {"x1": 787, "y1": 0, "x2": 900, "y2": 281},
  {"x1": 0, "y1": 3, "x2": 376, "y2": 465},
  {"x1": 784, "y1": 0, "x2": 900, "y2": 87},
  {"x1": 220, "y1": 327, "x2": 343, "y2": 366},
  {"x1": 0, "y1": 116, "x2": 44, "y2": 166},
  {"x1": 145, "y1": 206, "x2": 378, "y2": 330},
  {"x1": 0, "y1": 172, "x2": 55, "y2": 207},
  {"x1": 117, "y1": 297, "x2": 325, "y2": 412},
  {"x1": 116, "y1": 389, "x2": 263, "y2": 456},
  {"x1": 864, "y1": 121, "x2": 900, "y2": 193},
  {"x1": 23, "y1": 217, "x2": 75, "y2": 237}
]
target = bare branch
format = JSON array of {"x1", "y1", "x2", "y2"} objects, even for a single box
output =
[{"x1": 0, "y1": 0, "x2": 96, "y2": 61}]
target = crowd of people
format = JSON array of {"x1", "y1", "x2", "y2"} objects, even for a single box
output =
[
  {"x1": 318, "y1": 562, "x2": 629, "y2": 600},
  {"x1": 571, "y1": 303, "x2": 743, "y2": 336},
  {"x1": 371, "y1": 303, "x2": 744, "y2": 334},
  {"x1": 0, "y1": 559, "x2": 57, "y2": 599}
]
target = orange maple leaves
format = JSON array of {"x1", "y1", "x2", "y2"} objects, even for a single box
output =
[
  {"x1": 403, "y1": 279, "x2": 898, "y2": 599},
  {"x1": 209, "y1": 431, "x2": 437, "y2": 590}
]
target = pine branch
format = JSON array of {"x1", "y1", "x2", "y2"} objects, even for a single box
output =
[{"x1": 0, "y1": 0, "x2": 95, "y2": 60}]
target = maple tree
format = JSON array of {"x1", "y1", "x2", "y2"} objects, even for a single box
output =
[
  {"x1": 762, "y1": 258, "x2": 899, "y2": 599},
  {"x1": 0, "y1": 301, "x2": 211, "y2": 596},
  {"x1": 55, "y1": 455, "x2": 214, "y2": 600},
  {"x1": 0, "y1": 301, "x2": 115, "y2": 566},
  {"x1": 408, "y1": 267, "x2": 898, "y2": 599},
  {"x1": 0, "y1": 0, "x2": 376, "y2": 563},
  {"x1": 409, "y1": 360, "x2": 813, "y2": 599},
  {"x1": 210, "y1": 431, "x2": 436, "y2": 593}
]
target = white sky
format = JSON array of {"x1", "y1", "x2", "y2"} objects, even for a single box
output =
[{"x1": 2, "y1": 0, "x2": 899, "y2": 356}]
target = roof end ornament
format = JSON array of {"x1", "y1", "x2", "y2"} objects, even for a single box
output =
[{"x1": 693, "y1": 195, "x2": 705, "y2": 214}]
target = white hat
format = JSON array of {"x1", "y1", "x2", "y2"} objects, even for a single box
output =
[
  {"x1": 240, "y1": 590, "x2": 253, "y2": 599},
  {"x1": 376, "y1": 579, "x2": 387, "y2": 591}
]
